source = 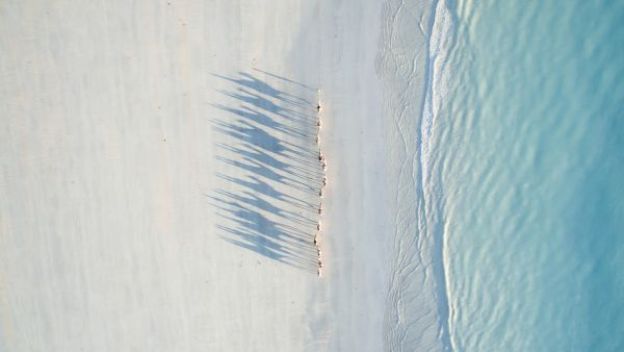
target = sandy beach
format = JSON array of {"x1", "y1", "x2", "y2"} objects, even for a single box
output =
[{"x1": 0, "y1": 1, "x2": 449, "y2": 351}]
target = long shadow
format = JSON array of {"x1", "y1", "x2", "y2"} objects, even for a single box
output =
[{"x1": 211, "y1": 71, "x2": 321, "y2": 272}]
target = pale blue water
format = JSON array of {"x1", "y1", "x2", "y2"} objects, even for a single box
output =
[{"x1": 433, "y1": 0, "x2": 624, "y2": 351}]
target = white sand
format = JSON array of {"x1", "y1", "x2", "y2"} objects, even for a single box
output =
[{"x1": 0, "y1": 1, "x2": 447, "y2": 351}]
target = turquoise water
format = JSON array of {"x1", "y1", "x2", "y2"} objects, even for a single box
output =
[{"x1": 434, "y1": 0, "x2": 624, "y2": 350}]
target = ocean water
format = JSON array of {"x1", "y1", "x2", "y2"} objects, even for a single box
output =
[{"x1": 429, "y1": 0, "x2": 624, "y2": 351}]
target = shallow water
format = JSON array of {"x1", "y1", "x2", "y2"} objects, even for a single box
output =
[{"x1": 431, "y1": 0, "x2": 624, "y2": 350}]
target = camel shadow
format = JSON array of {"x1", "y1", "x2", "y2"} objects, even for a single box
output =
[{"x1": 211, "y1": 71, "x2": 321, "y2": 272}]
